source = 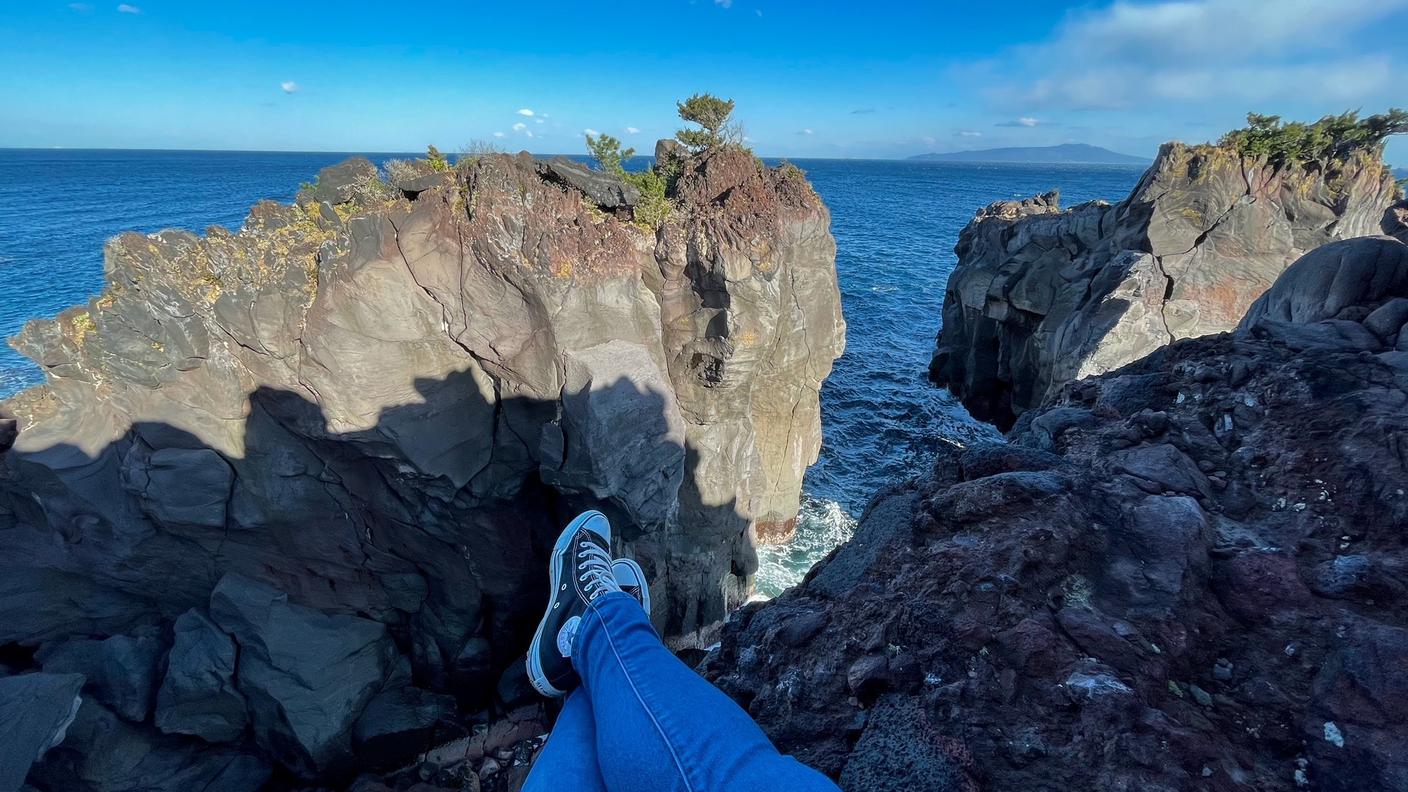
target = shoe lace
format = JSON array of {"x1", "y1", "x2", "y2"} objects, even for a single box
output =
[{"x1": 577, "y1": 541, "x2": 620, "y2": 601}]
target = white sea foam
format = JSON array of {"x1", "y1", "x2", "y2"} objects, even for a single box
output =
[{"x1": 754, "y1": 495, "x2": 858, "y2": 598}]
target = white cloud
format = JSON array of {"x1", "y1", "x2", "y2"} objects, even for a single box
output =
[
  {"x1": 799, "y1": 128, "x2": 814, "y2": 136},
  {"x1": 493, "y1": 132, "x2": 505, "y2": 138},
  {"x1": 116, "y1": 3, "x2": 140, "y2": 12},
  {"x1": 970, "y1": 0, "x2": 1407, "y2": 111},
  {"x1": 715, "y1": 0, "x2": 733, "y2": 7},
  {"x1": 512, "y1": 122, "x2": 527, "y2": 131},
  {"x1": 957, "y1": 130, "x2": 983, "y2": 137},
  {"x1": 68, "y1": 3, "x2": 93, "y2": 11},
  {"x1": 625, "y1": 126, "x2": 641, "y2": 134},
  {"x1": 516, "y1": 108, "x2": 535, "y2": 117},
  {"x1": 526, "y1": 130, "x2": 534, "y2": 138},
  {"x1": 280, "y1": 81, "x2": 299, "y2": 94},
  {"x1": 583, "y1": 128, "x2": 600, "y2": 137},
  {"x1": 921, "y1": 136, "x2": 937, "y2": 146}
]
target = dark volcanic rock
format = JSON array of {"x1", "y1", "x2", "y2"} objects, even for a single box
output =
[
  {"x1": 0, "y1": 408, "x2": 14, "y2": 454},
  {"x1": 0, "y1": 147, "x2": 842, "y2": 787},
  {"x1": 352, "y1": 686, "x2": 457, "y2": 766},
  {"x1": 535, "y1": 156, "x2": 640, "y2": 209},
  {"x1": 28, "y1": 699, "x2": 270, "y2": 792},
  {"x1": 154, "y1": 609, "x2": 247, "y2": 743},
  {"x1": 931, "y1": 140, "x2": 1400, "y2": 428},
  {"x1": 298, "y1": 157, "x2": 378, "y2": 205},
  {"x1": 0, "y1": 673, "x2": 84, "y2": 791},
  {"x1": 209, "y1": 574, "x2": 397, "y2": 779},
  {"x1": 37, "y1": 633, "x2": 165, "y2": 723},
  {"x1": 709, "y1": 235, "x2": 1408, "y2": 790}
]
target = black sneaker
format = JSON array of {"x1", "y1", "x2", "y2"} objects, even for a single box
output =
[
  {"x1": 611, "y1": 558, "x2": 651, "y2": 615},
  {"x1": 527, "y1": 510, "x2": 621, "y2": 697}
]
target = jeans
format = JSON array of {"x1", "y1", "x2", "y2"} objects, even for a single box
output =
[{"x1": 522, "y1": 591, "x2": 840, "y2": 792}]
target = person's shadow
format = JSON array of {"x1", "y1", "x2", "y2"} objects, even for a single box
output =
[{"x1": 0, "y1": 364, "x2": 753, "y2": 777}]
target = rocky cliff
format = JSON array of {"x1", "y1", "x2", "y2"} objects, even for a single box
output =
[
  {"x1": 709, "y1": 234, "x2": 1408, "y2": 791},
  {"x1": 931, "y1": 139, "x2": 1400, "y2": 428},
  {"x1": 0, "y1": 146, "x2": 843, "y2": 789}
]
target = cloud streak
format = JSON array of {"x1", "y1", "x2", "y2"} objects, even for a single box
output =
[
  {"x1": 516, "y1": 108, "x2": 534, "y2": 117},
  {"x1": 116, "y1": 3, "x2": 140, "y2": 13},
  {"x1": 280, "y1": 81, "x2": 299, "y2": 94},
  {"x1": 966, "y1": 0, "x2": 1407, "y2": 110}
]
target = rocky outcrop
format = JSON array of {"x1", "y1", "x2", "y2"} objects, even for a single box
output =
[
  {"x1": 931, "y1": 141, "x2": 1400, "y2": 428},
  {"x1": 0, "y1": 146, "x2": 842, "y2": 788},
  {"x1": 709, "y1": 235, "x2": 1408, "y2": 790}
]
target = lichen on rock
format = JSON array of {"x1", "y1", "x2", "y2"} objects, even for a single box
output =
[{"x1": 0, "y1": 144, "x2": 843, "y2": 787}]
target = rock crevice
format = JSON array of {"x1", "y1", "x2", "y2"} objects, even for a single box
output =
[
  {"x1": 931, "y1": 140, "x2": 1401, "y2": 428},
  {"x1": 710, "y1": 235, "x2": 1408, "y2": 790},
  {"x1": 0, "y1": 146, "x2": 843, "y2": 788}
]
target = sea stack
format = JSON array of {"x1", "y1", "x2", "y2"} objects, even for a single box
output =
[
  {"x1": 0, "y1": 144, "x2": 843, "y2": 786},
  {"x1": 931, "y1": 134, "x2": 1400, "y2": 428}
]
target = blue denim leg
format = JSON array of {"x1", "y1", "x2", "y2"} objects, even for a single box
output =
[
  {"x1": 574, "y1": 592, "x2": 839, "y2": 792},
  {"x1": 521, "y1": 687, "x2": 609, "y2": 792}
]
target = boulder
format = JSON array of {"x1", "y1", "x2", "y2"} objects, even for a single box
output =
[
  {"x1": 209, "y1": 574, "x2": 397, "y2": 778},
  {"x1": 154, "y1": 609, "x2": 248, "y2": 743},
  {"x1": 932, "y1": 139, "x2": 1400, "y2": 428},
  {"x1": 0, "y1": 673, "x2": 84, "y2": 791},
  {"x1": 1239, "y1": 236, "x2": 1408, "y2": 331},
  {"x1": 297, "y1": 157, "x2": 378, "y2": 205},
  {"x1": 38, "y1": 634, "x2": 164, "y2": 723},
  {"x1": 535, "y1": 156, "x2": 640, "y2": 209}
]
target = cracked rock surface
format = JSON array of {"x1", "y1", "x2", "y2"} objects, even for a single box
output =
[
  {"x1": 0, "y1": 146, "x2": 843, "y2": 788},
  {"x1": 930, "y1": 141, "x2": 1401, "y2": 428},
  {"x1": 707, "y1": 234, "x2": 1408, "y2": 791}
]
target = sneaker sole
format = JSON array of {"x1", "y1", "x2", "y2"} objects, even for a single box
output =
[{"x1": 526, "y1": 511, "x2": 606, "y2": 697}]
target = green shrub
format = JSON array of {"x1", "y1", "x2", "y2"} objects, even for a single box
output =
[
  {"x1": 582, "y1": 131, "x2": 671, "y2": 229},
  {"x1": 382, "y1": 158, "x2": 421, "y2": 185},
  {"x1": 625, "y1": 168, "x2": 671, "y2": 229},
  {"x1": 676, "y1": 93, "x2": 740, "y2": 151},
  {"x1": 426, "y1": 145, "x2": 450, "y2": 172},
  {"x1": 1220, "y1": 109, "x2": 1408, "y2": 166},
  {"x1": 777, "y1": 160, "x2": 805, "y2": 180}
]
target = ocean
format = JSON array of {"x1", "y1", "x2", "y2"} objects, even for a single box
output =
[{"x1": 0, "y1": 149, "x2": 1144, "y2": 594}]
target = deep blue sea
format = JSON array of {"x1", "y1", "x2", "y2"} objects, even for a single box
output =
[{"x1": 0, "y1": 149, "x2": 1143, "y2": 593}]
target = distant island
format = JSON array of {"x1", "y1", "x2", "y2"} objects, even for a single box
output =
[
  {"x1": 1396, "y1": 167, "x2": 1407, "y2": 180},
  {"x1": 909, "y1": 143, "x2": 1149, "y2": 165}
]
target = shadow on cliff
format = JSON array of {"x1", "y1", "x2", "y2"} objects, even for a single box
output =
[{"x1": 0, "y1": 366, "x2": 754, "y2": 785}]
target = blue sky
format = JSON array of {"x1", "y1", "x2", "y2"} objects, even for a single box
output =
[{"x1": 2, "y1": 0, "x2": 1406, "y2": 164}]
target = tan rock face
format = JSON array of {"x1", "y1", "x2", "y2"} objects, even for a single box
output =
[
  {"x1": 931, "y1": 141, "x2": 1400, "y2": 428},
  {"x1": 0, "y1": 148, "x2": 842, "y2": 782}
]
